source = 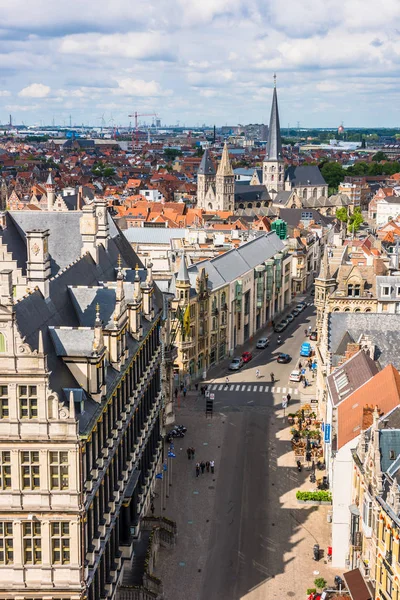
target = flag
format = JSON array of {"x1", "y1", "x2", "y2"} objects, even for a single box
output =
[
  {"x1": 155, "y1": 473, "x2": 163, "y2": 479},
  {"x1": 168, "y1": 451, "x2": 176, "y2": 458},
  {"x1": 183, "y1": 305, "x2": 191, "y2": 337}
]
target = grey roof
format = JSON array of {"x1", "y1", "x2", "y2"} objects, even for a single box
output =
[
  {"x1": 376, "y1": 275, "x2": 400, "y2": 301},
  {"x1": 198, "y1": 149, "x2": 216, "y2": 176},
  {"x1": 234, "y1": 184, "x2": 270, "y2": 204},
  {"x1": 328, "y1": 313, "x2": 400, "y2": 370},
  {"x1": 380, "y1": 429, "x2": 400, "y2": 473},
  {"x1": 284, "y1": 166, "x2": 327, "y2": 187},
  {"x1": 46, "y1": 171, "x2": 54, "y2": 185},
  {"x1": 326, "y1": 350, "x2": 379, "y2": 407},
  {"x1": 265, "y1": 85, "x2": 282, "y2": 161},
  {"x1": 69, "y1": 286, "x2": 117, "y2": 328},
  {"x1": 49, "y1": 327, "x2": 95, "y2": 357},
  {"x1": 176, "y1": 253, "x2": 190, "y2": 283},
  {"x1": 272, "y1": 191, "x2": 294, "y2": 206},
  {"x1": 124, "y1": 228, "x2": 186, "y2": 244},
  {"x1": 177, "y1": 232, "x2": 284, "y2": 292},
  {"x1": 233, "y1": 168, "x2": 254, "y2": 176},
  {"x1": 278, "y1": 208, "x2": 334, "y2": 228}
]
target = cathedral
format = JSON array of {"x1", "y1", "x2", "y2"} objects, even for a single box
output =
[{"x1": 197, "y1": 78, "x2": 328, "y2": 212}]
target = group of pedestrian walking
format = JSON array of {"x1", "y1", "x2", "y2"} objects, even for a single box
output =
[
  {"x1": 200, "y1": 385, "x2": 208, "y2": 396},
  {"x1": 195, "y1": 460, "x2": 215, "y2": 477},
  {"x1": 186, "y1": 447, "x2": 196, "y2": 460}
]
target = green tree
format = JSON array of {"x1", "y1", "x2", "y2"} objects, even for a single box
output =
[
  {"x1": 336, "y1": 207, "x2": 348, "y2": 222},
  {"x1": 314, "y1": 577, "x2": 327, "y2": 591},
  {"x1": 372, "y1": 151, "x2": 388, "y2": 162},
  {"x1": 348, "y1": 207, "x2": 364, "y2": 233},
  {"x1": 320, "y1": 162, "x2": 345, "y2": 190},
  {"x1": 164, "y1": 148, "x2": 183, "y2": 160}
]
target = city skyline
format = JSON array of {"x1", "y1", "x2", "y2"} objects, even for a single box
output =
[{"x1": 1, "y1": 0, "x2": 400, "y2": 127}]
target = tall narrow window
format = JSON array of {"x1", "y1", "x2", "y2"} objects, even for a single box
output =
[
  {"x1": 19, "y1": 385, "x2": 38, "y2": 419},
  {"x1": 0, "y1": 452, "x2": 11, "y2": 490},
  {"x1": 49, "y1": 452, "x2": 69, "y2": 490},
  {"x1": 0, "y1": 522, "x2": 13, "y2": 564},
  {"x1": 0, "y1": 386, "x2": 8, "y2": 419},
  {"x1": 0, "y1": 333, "x2": 6, "y2": 353},
  {"x1": 23, "y1": 522, "x2": 41, "y2": 564},
  {"x1": 51, "y1": 522, "x2": 70, "y2": 564},
  {"x1": 21, "y1": 451, "x2": 40, "y2": 490}
]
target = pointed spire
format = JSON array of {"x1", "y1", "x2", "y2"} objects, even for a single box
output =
[
  {"x1": 265, "y1": 75, "x2": 283, "y2": 161},
  {"x1": 38, "y1": 329, "x2": 44, "y2": 354},
  {"x1": 217, "y1": 142, "x2": 234, "y2": 177},
  {"x1": 46, "y1": 169, "x2": 54, "y2": 186},
  {"x1": 176, "y1": 252, "x2": 190, "y2": 283},
  {"x1": 318, "y1": 247, "x2": 331, "y2": 279},
  {"x1": 198, "y1": 148, "x2": 216, "y2": 176}
]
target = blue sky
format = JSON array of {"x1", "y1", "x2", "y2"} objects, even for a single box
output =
[{"x1": 1, "y1": 0, "x2": 400, "y2": 128}]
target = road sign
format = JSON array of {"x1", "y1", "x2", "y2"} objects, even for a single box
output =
[
  {"x1": 324, "y1": 423, "x2": 331, "y2": 444},
  {"x1": 210, "y1": 393, "x2": 215, "y2": 400},
  {"x1": 282, "y1": 399, "x2": 288, "y2": 409}
]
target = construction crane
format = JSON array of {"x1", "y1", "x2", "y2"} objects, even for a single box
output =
[{"x1": 128, "y1": 112, "x2": 157, "y2": 147}]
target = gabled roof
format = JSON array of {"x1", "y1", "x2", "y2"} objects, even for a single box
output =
[
  {"x1": 284, "y1": 165, "x2": 327, "y2": 187},
  {"x1": 337, "y1": 364, "x2": 400, "y2": 449},
  {"x1": 327, "y1": 349, "x2": 379, "y2": 408}
]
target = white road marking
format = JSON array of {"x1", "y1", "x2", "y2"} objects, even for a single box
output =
[
  {"x1": 247, "y1": 385, "x2": 251, "y2": 391},
  {"x1": 241, "y1": 385, "x2": 246, "y2": 391},
  {"x1": 282, "y1": 387, "x2": 286, "y2": 394},
  {"x1": 229, "y1": 385, "x2": 235, "y2": 391},
  {"x1": 265, "y1": 386, "x2": 269, "y2": 392},
  {"x1": 289, "y1": 388, "x2": 293, "y2": 394},
  {"x1": 219, "y1": 413, "x2": 227, "y2": 418},
  {"x1": 253, "y1": 386, "x2": 257, "y2": 392},
  {"x1": 247, "y1": 400, "x2": 254, "y2": 404},
  {"x1": 294, "y1": 388, "x2": 299, "y2": 395},
  {"x1": 259, "y1": 386, "x2": 263, "y2": 392},
  {"x1": 271, "y1": 387, "x2": 275, "y2": 393},
  {"x1": 218, "y1": 384, "x2": 223, "y2": 391},
  {"x1": 211, "y1": 384, "x2": 218, "y2": 391},
  {"x1": 236, "y1": 385, "x2": 240, "y2": 391},
  {"x1": 276, "y1": 387, "x2": 281, "y2": 393}
]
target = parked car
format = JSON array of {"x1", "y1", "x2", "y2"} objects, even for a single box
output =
[
  {"x1": 292, "y1": 308, "x2": 300, "y2": 317},
  {"x1": 256, "y1": 338, "x2": 269, "y2": 349},
  {"x1": 229, "y1": 357, "x2": 243, "y2": 370},
  {"x1": 309, "y1": 331, "x2": 318, "y2": 341},
  {"x1": 296, "y1": 303, "x2": 306, "y2": 312},
  {"x1": 277, "y1": 353, "x2": 291, "y2": 364},
  {"x1": 242, "y1": 351, "x2": 252, "y2": 363},
  {"x1": 300, "y1": 342, "x2": 312, "y2": 357},
  {"x1": 274, "y1": 322, "x2": 286, "y2": 333},
  {"x1": 286, "y1": 313, "x2": 295, "y2": 323},
  {"x1": 289, "y1": 370, "x2": 302, "y2": 382}
]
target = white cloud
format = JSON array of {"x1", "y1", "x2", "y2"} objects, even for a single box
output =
[
  {"x1": 112, "y1": 78, "x2": 172, "y2": 97},
  {"x1": 0, "y1": 91, "x2": 11, "y2": 97},
  {"x1": 5, "y1": 104, "x2": 40, "y2": 111},
  {"x1": 18, "y1": 83, "x2": 50, "y2": 98}
]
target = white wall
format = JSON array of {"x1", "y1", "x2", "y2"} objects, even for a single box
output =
[
  {"x1": 376, "y1": 200, "x2": 400, "y2": 226},
  {"x1": 332, "y1": 437, "x2": 359, "y2": 568}
]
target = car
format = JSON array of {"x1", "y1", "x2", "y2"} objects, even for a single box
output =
[
  {"x1": 277, "y1": 353, "x2": 291, "y2": 364},
  {"x1": 286, "y1": 313, "x2": 295, "y2": 323},
  {"x1": 309, "y1": 330, "x2": 318, "y2": 341},
  {"x1": 296, "y1": 303, "x2": 306, "y2": 312},
  {"x1": 274, "y1": 322, "x2": 286, "y2": 333},
  {"x1": 292, "y1": 308, "x2": 300, "y2": 317},
  {"x1": 289, "y1": 369, "x2": 302, "y2": 382},
  {"x1": 300, "y1": 342, "x2": 312, "y2": 357},
  {"x1": 242, "y1": 351, "x2": 252, "y2": 363},
  {"x1": 256, "y1": 338, "x2": 269, "y2": 349},
  {"x1": 229, "y1": 357, "x2": 243, "y2": 370}
]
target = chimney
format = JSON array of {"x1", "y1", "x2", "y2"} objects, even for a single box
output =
[
  {"x1": 26, "y1": 229, "x2": 51, "y2": 297},
  {"x1": 94, "y1": 197, "x2": 109, "y2": 249},
  {"x1": 80, "y1": 204, "x2": 98, "y2": 262}
]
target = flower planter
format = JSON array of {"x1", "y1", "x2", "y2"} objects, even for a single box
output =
[{"x1": 297, "y1": 499, "x2": 332, "y2": 506}]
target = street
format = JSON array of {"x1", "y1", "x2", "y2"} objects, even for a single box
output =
[{"x1": 155, "y1": 301, "x2": 339, "y2": 599}]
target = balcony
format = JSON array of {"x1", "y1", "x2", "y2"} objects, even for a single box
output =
[
  {"x1": 177, "y1": 338, "x2": 195, "y2": 351},
  {"x1": 385, "y1": 549, "x2": 393, "y2": 566},
  {"x1": 359, "y1": 560, "x2": 370, "y2": 581}
]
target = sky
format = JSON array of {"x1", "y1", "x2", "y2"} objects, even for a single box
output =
[{"x1": 1, "y1": 0, "x2": 400, "y2": 128}]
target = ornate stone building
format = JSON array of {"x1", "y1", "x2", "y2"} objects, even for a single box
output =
[{"x1": 0, "y1": 204, "x2": 168, "y2": 599}]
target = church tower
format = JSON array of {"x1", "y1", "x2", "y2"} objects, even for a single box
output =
[
  {"x1": 263, "y1": 75, "x2": 285, "y2": 194},
  {"x1": 215, "y1": 142, "x2": 234, "y2": 211},
  {"x1": 197, "y1": 149, "x2": 216, "y2": 209},
  {"x1": 46, "y1": 169, "x2": 55, "y2": 211},
  {"x1": 314, "y1": 248, "x2": 336, "y2": 338}
]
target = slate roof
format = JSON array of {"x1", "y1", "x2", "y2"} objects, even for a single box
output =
[
  {"x1": 380, "y1": 428, "x2": 400, "y2": 473},
  {"x1": 327, "y1": 349, "x2": 379, "y2": 408},
  {"x1": 124, "y1": 228, "x2": 186, "y2": 244},
  {"x1": 278, "y1": 208, "x2": 334, "y2": 228},
  {"x1": 234, "y1": 184, "x2": 270, "y2": 204},
  {"x1": 265, "y1": 86, "x2": 282, "y2": 161},
  {"x1": 284, "y1": 165, "x2": 327, "y2": 187},
  {"x1": 376, "y1": 275, "x2": 400, "y2": 300},
  {"x1": 49, "y1": 327, "x2": 96, "y2": 357},
  {"x1": 198, "y1": 148, "x2": 216, "y2": 176},
  {"x1": 329, "y1": 313, "x2": 400, "y2": 370}
]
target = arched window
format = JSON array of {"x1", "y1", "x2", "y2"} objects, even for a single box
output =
[
  {"x1": 221, "y1": 292, "x2": 226, "y2": 307},
  {"x1": 344, "y1": 308, "x2": 351, "y2": 312},
  {"x1": 365, "y1": 308, "x2": 372, "y2": 313},
  {"x1": 264, "y1": 201, "x2": 269, "y2": 206},
  {"x1": 256, "y1": 202, "x2": 261, "y2": 208},
  {"x1": 313, "y1": 188, "x2": 317, "y2": 198},
  {"x1": 0, "y1": 333, "x2": 5, "y2": 353},
  {"x1": 270, "y1": 166, "x2": 275, "y2": 173},
  {"x1": 271, "y1": 174, "x2": 274, "y2": 181},
  {"x1": 354, "y1": 308, "x2": 361, "y2": 312},
  {"x1": 333, "y1": 307, "x2": 340, "y2": 312},
  {"x1": 238, "y1": 203, "x2": 244, "y2": 209},
  {"x1": 303, "y1": 188, "x2": 307, "y2": 199},
  {"x1": 247, "y1": 203, "x2": 253, "y2": 209},
  {"x1": 208, "y1": 203, "x2": 213, "y2": 210}
]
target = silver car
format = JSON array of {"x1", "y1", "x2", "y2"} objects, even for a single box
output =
[
  {"x1": 256, "y1": 338, "x2": 269, "y2": 349},
  {"x1": 229, "y1": 357, "x2": 243, "y2": 370}
]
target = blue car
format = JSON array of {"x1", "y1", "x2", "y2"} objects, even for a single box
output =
[{"x1": 300, "y1": 342, "x2": 312, "y2": 357}]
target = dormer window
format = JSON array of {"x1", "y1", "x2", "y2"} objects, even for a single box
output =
[
  {"x1": 348, "y1": 283, "x2": 361, "y2": 297},
  {"x1": 96, "y1": 358, "x2": 105, "y2": 392},
  {"x1": 381, "y1": 286, "x2": 391, "y2": 297}
]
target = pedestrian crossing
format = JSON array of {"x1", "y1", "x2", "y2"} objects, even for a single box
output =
[{"x1": 209, "y1": 383, "x2": 299, "y2": 395}]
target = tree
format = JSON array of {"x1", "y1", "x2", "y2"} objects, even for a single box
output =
[
  {"x1": 314, "y1": 577, "x2": 327, "y2": 591},
  {"x1": 320, "y1": 162, "x2": 345, "y2": 190},
  {"x1": 348, "y1": 207, "x2": 364, "y2": 233},
  {"x1": 164, "y1": 148, "x2": 183, "y2": 161},
  {"x1": 372, "y1": 151, "x2": 388, "y2": 162},
  {"x1": 336, "y1": 207, "x2": 348, "y2": 222}
]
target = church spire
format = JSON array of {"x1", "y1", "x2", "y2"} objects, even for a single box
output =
[
  {"x1": 198, "y1": 148, "x2": 216, "y2": 176},
  {"x1": 265, "y1": 75, "x2": 282, "y2": 161},
  {"x1": 318, "y1": 247, "x2": 331, "y2": 280},
  {"x1": 217, "y1": 142, "x2": 234, "y2": 177}
]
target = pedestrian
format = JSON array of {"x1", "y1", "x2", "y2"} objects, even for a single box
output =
[
  {"x1": 298, "y1": 361, "x2": 302, "y2": 370},
  {"x1": 174, "y1": 388, "x2": 178, "y2": 399},
  {"x1": 304, "y1": 329, "x2": 308, "y2": 337},
  {"x1": 191, "y1": 447, "x2": 195, "y2": 459},
  {"x1": 150, "y1": 502, "x2": 155, "y2": 515},
  {"x1": 183, "y1": 386, "x2": 187, "y2": 397},
  {"x1": 256, "y1": 368, "x2": 260, "y2": 379},
  {"x1": 195, "y1": 462, "x2": 200, "y2": 477},
  {"x1": 180, "y1": 382, "x2": 184, "y2": 392},
  {"x1": 195, "y1": 382, "x2": 199, "y2": 391},
  {"x1": 187, "y1": 448, "x2": 191, "y2": 460},
  {"x1": 303, "y1": 378, "x2": 307, "y2": 388},
  {"x1": 206, "y1": 460, "x2": 210, "y2": 473},
  {"x1": 308, "y1": 325, "x2": 312, "y2": 333},
  {"x1": 210, "y1": 460, "x2": 215, "y2": 474},
  {"x1": 225, "y1": 376, "x2": 229, "y2": 386},
  {"x1": 200, "y1": 461, "x2": 205, "y2": 474},
  {"x1": 270, "y1": 372, "x2": 275, "y2": 383},
  {"x1": 286, "y1": 393, "x2": 291, "y2": 404}
]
